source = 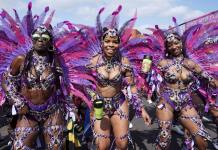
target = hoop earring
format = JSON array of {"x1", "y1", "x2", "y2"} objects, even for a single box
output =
[{"x1": 165, "y1": 53, "x2": 169, "y2": 57}]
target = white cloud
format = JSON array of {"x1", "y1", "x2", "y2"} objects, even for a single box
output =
[
  {"x1": 0, "y1": 0, "x2": 208, "y2": 33},
  {"x1": 161, "y1": 6, "x2": 189, "y2": 17},
  {"x1": 134, "y1": 0, "x2": 172, "y2": 17},
  {"x1": 184, "y1": 10, "x2": 204, "y2": 21},
  {"x1": 161, "y1": 5, "x2": 204, "y2": 21},
  {"x1": 0, "y1": 0, "x2": 27, "y2": 16},
  {"x1": 33, "y1": 0, "x2": 94, "y2": 10}
]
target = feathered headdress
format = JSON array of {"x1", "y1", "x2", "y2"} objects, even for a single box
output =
[
  {"x1": 0, "y1": 2, "x2": 86, "y2": 106},
  {"x1": 58, "y1": 5, "x2": 152, "y2": 105},
  {"x1": 144, "y1": 15, "x2": 218, "y2": 78}
]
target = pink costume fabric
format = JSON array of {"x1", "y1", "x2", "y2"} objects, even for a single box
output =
[
  {"x1": 142, "y1": 16, "x2": 218, "y2": 148},
  {"x1": 143, "y1": 16, "x2": 218, "y2": 109},
  {"x1": 0, "y1": 2, "x2": 93, "y2": 108},
  {"x1": 61, "y1": 5, "x2": 150, "y2": 117}
]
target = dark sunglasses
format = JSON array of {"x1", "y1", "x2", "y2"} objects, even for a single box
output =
[{"x1": 32, "y1": 33, "x2": 51, "y2": 42}]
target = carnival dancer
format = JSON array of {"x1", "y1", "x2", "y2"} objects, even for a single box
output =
[
  {"x1": 183, "y1": 21, "x2": 218, "y2": 150},
  {"x1": 0, "y1": 3, "x2": 88, "y2": 149},
  {"x1": 64, "y1": 5, "x2": 151, "y2": 150},
  {"x1": 143, "y1": 17, "x2": 218, "y2": 149},
  {"x1": 157, "y1": 32, "x2": 216, "y2": 150}
]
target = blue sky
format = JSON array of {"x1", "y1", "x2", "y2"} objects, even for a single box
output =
[{"x1": 1, "y1": 0, "x2": 218, "y2": 33}]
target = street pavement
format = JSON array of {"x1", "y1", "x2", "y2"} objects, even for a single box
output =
[
  {"x1": 0, "y1": 101, "x2": 217, "y2": 150},
  {"x1": 129, "y1": 101, "x2": 217, "y2": 150}
]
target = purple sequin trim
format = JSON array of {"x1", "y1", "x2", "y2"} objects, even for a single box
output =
[
  {"x1": 97, "y1": 92, "x2": 126, "y2": 116},
  {"x1": 161, "y1": 88, "x2": 193, "y2": 111},
  {"x1": 26, "y1": 94, "x2": 57, "y2": 111}
]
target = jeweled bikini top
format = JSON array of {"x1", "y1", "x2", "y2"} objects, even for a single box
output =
[
  {"x1": 23, "y1": 51, "x2": 56, "y2": 90},
  {"x1": 159, "y1": 57, "x2": 193, "y2": 84},
  {"x1": 90, "y1": 54, "x2": 132, "y2": 87}
]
